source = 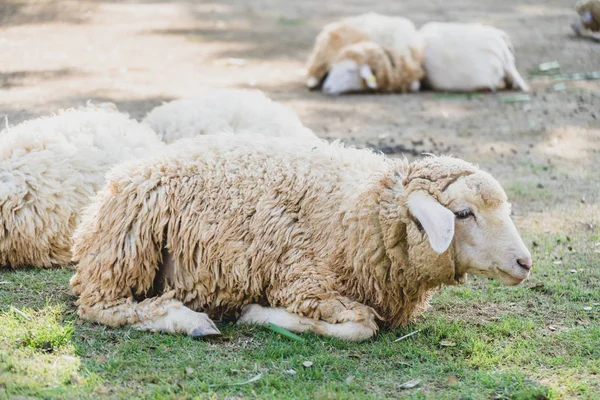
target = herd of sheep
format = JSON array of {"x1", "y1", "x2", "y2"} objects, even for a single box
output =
[{"x1": 4, "y1": 4, "x2": 596, "y2": 341}]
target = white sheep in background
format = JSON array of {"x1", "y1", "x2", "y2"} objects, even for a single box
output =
[
  {"x1": 305, "y1": 13, "x2": 423, "y2": 91},
  {"x1": 142, "y1": 89, "x2": 318, "y2": 144},
  {"x1": 419, "y1": 22, "x2": 530, "y2": 92},
  {"x1": 0, "y1": 107, "x2": 166, "y2": 268},
  {"x1": 70, "y1": 135, "x2": 532, "y2": 341},
  {"x1": 321, "y1": 41, "x2": 424, "y2": 95}
]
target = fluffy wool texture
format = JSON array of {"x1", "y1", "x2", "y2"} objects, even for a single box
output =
[
  {"x1": 420, "y1": 22, "x2": 529, "y2": 92},
  {"x1": 305, "y1": 12, "x2": 423, "y2": 88},
  {"x1": 332, "y1": 41, "x2": 424, "y2": 93},
  {"x1": 142, "y1": 89, "x2": 317, "y2": 144},
  {"x1": 0, "y1": 107, "x2": 165, "y2": 268},
  {"x1": 71, "y1": 135, "x2": 498, "y2": 329}
]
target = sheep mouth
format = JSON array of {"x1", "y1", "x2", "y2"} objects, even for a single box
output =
[{"x1": 495, "y1": 267, "x2": 528, "y2": 286}]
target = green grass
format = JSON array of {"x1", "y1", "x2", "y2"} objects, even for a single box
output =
[{"x1": 1, "y1": 231, "x2": 598, "y2": 399}]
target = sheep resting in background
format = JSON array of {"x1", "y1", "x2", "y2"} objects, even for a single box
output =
[
  {"x1": 0, "y1": 107, "x2": 165, "y2": 268},
  {"x1": 322, "y1": 41, "x2": 424, "y2": 95},
  {"x1": 143, "y1": 89, "x2": 317, "y2": 144},
  {"x1": 572, "y1": 0, "x2": 600, "y2": 42},
  {"x1": 305, "y1": 13, "x2": 423, "y2": 91},
  {"x1": 420, "y1": 22, "x2": 530, "y2": 92},
  {"x1": 70, "y1": 135, "x2": 532, "y2": 341}
]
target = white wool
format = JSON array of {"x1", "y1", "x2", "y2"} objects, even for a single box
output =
[
  {"x1": 420, "y1": 22, "x2": 529, "y2": 92},
  {"x1": 142, "y1": 89, "x2": 317, "y2": 144},
  {"x1": 0, "y1": 107, "x2": 166, "y2": 268},
  {"x1": 342, "y1": 12, "x2": 423, "y2": 53}
]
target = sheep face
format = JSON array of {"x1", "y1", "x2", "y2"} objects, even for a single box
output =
[
  {"x1": 440, "y1": 172, "x2": 532, "y2": 286},
  {"x1": 322, "y1": 60, "x2": 376, "y2": 95},
  {"x1": 576, "y1": 0, "x2": 600, "y2": 31},
  {"x1": 305, "y1": 24, "x2": 367, "y2": 89}
]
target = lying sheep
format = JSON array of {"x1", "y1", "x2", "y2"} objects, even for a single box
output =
[
  {"x1": 572, "y1": 0, "x2": 600, "y2": 42},
  {"x1": 0, "y1": 107, "x2": 165, "y2": 268},
  {"x1": 305, "y1": 12, "x2": 423, "y2": 90},
  {"x1": 322, "y1": 41, "x2": 424, "y2": 95},
  {"x1": 420, "y1": 22, "x2": 529, "y2": 92},
  {"x1": 70, "y1": 135, "x2": 532, "y2": 341},
  {"x1": 142, "y1": 89, "x2": 317, "y2": 144}
]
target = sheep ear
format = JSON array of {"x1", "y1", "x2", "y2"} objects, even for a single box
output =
[
  {"x1": 359, "y1": 64, "x2": 377, "y2": 89},
  {"x1": 406, "y1": 191, "x2": 455, "y2": 254}
]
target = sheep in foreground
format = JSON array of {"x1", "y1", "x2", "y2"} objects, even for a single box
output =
[
  {"x1": 420, "y1": 22, "x2": 529, "y2": 92},
  {"x1": 70, "y1": 135, "x2": 532, "y2": 341},
  {"x1": 321, "y1": 41, "x2": 424, "y2": 95},
  {"x1": 0, "y1": 107, "x2": 165, "y2": 268},
  {"x1": 305, "y1": 13, "x2": 423, "y2": 90},
  {"x1": 572, "y1": 0, "x2": 600, "y2": 42},
  {"x1": 142, "y1": 89, "x2": 317, "y2": 144}
]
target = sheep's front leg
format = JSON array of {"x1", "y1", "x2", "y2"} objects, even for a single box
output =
[
  {"x1": 237, "y1": 304, "x2": 376, "y2": 342},
  {"x1": 77, "y1": 293, "x2": 220, "y2": 337}
]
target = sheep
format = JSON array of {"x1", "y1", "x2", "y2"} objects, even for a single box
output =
[
  {"x1": 419, "y1": 22, "x2": 530, "y2": 92},
  {"x1": 70, "y1": 134, "x2": 533, "y2": 341},
  {"x1": 321, "y1": 41, "x2": 424, "y2": 95},
  {"x1": 0, "y1": 107, "x2": 166, "y2": 269},
  {"x1": 142, "y1": 89, "x2": 317, "y2": 144},
  {"x1": 572, "y1": 0, "x2": 600, "y2": 42},
  {"x1": 305, "y1": 13, "x2": 423, "y2": 90}
]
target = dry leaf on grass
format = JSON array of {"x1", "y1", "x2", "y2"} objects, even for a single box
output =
[
  {"x1": 209, "y1": 374, "x2": 262, "y2": 387},
  {"x1": 399, "y1": 379, "x2": 421, "y2": 389},
  {"x1": 440, "y1": 340, "x2": 456, "y2": 347}
]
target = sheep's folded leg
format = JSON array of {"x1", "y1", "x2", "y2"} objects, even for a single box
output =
[
  {"x1": 237, "y1": 304, "x2": 377, "y2": 342},
  {"x1": 78, "y1": 295, "x2": 221, "y2": 337}
]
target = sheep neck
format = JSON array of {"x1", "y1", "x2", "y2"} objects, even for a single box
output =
[{"x1": 335, "y1": 168, "x2": 457, "y2": 327}]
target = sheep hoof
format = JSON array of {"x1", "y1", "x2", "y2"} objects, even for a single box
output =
[
  {"x1": 190, "y1": 326, "x2": 221, "y2": 338},
  {"x1": 190, "y1": 315, "x2": 221, "y2": 338}
]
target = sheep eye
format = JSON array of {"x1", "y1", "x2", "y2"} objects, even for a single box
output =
[{"x1": 454, "y1": 209, "x2": 473, "y2": 219}]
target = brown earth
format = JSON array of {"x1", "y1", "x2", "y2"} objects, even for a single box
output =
[{"x1": 1, "y1": 0, "x2": 599, "y2": 234}]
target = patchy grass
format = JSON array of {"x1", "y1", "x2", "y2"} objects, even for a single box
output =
[{"x1": 0, "y1": 231, "x2": 598, "y2": 399}]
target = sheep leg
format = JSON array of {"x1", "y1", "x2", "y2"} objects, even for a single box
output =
[
  {"x1": 237, "y1": 304, "x2": 376, "y2": 342},
  {"x1": 77, "y1": 294, "x2": 221, "y2": 337},
  {"x1": 503, "y1": 61, "x2": 529, "y2": 92}
]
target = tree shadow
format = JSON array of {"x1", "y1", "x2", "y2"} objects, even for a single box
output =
[
  {"x1": 0, "y1": 0, "x2": 90, "y2": 27},
  {"x1": 0, "y1": 68, "x2": 82, "y2": 89}
]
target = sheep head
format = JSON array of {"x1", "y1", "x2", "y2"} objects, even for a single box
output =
[
  {"x1": 402, "y1": 156, "x2": 532, "y2": 286},
  {"x1": 576, "y1": 0, "x2": 600, "y2": 31},
  {"x1": 321, "y1": 59, "x2": 377, "y2": 95},
  {"x1": 305, "y1": 24, "x2": 367, "y2": 89},
  {"x1": 322, "y1": 42, "x2": 423, "y2": 95}
]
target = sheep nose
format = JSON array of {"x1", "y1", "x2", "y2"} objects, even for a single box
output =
[{"x1": 517, "y1": 257, "x2": 532, "y2": 271}]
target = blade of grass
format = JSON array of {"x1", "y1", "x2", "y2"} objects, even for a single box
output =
[
  {"x1": 267, "y1": 323, "x2": 306, "y2": 342},
  {"x1": 394, "y1": 329, "x2": 422, "y2": 342}
]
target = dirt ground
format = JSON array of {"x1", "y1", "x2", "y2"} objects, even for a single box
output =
[{"x1": 0, "y1": 1, "x2": 598, "y2": 251}]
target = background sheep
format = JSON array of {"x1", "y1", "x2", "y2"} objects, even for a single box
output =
[
  {"x1": 305, "y1": 12, "x2": 423, "y2": 90},
  {"x1": 0, "y1": 107, "x2": 165, "y2": 268},
  {"x1": 70, "y1": 135, "x2": 532, "y2": 341},
  {"x1": 572, "y1": 0, "x2": 600, "y2": 41},
  {"x1": 142, "y1": 89, "x2": 317, "y2": 144},
  {"x1": 321, "y1": 41, "x2": 424, "y2": 95},
  {"x1": 420, "y1": 22, "x2": 530, "y2": 92}
]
